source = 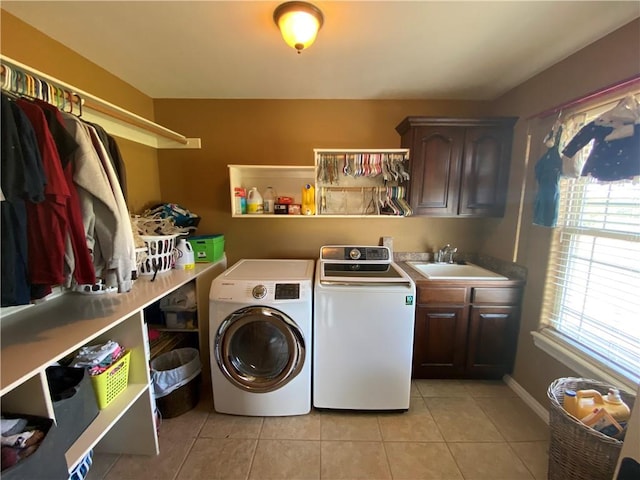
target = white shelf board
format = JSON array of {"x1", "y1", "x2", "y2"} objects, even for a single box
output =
[
  {"x1": 0, "y1": 263, "x2": 224, "y2": 396},
  {"x1": 65, "y1": 382, "x2": 148, "y2": 471}
]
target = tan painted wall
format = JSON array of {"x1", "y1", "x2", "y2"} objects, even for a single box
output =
[
  {"x1": 0, "y1": 10, "x2": 161, "y2": 213},
  {"x1": 487, "y1": 18, "x2": 640, "y2": 405},
  {"x1": 153, "y1": 99, "x2": 493, "y2": 264}
]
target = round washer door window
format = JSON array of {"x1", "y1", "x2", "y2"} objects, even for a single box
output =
[{"x1": 214, "y1": 306, "x2": 305, "y2": 393}]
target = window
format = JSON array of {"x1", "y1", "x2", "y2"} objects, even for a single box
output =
[{"x1": 537, "y1": 95, "x2": 640, "y2": 388}]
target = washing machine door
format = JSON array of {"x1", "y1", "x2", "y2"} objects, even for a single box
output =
[{"x1": 214, "y1": 306, "x2": 305, "y2": 393}]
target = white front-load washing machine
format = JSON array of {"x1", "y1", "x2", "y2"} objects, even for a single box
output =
[{"x1": 209, "y1": 259, "x2": 314, "y2": 416}]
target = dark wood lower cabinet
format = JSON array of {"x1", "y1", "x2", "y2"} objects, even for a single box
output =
[
  {"x1": 413, "y1": 305, "x2": 468, "y2": 378},
  {"x1": 412, "y1": 284, "x2": 523, "y2": 379},
  {"x1": 466, "y1": 306, "x2": 520, "y2": 377}
]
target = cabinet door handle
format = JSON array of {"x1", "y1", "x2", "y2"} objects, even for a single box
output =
[
  {"x1": 479, "y1": 313, "x2": 509, "y2": 319},
  {"x1": 428, "y1": 313, "x2": 456, "y2": 318}
]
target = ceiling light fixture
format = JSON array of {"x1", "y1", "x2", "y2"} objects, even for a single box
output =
[{"x1": 273, "y1": 1, "x2": 324, "y2": 54}]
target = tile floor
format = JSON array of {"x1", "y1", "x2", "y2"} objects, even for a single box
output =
[{"x1": 86, "y1": 379, "x2": 549, "y2": 480}]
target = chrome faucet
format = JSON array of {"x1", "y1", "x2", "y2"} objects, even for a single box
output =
[{"x1": 436, "y1": 244, "x2": 458, "y2": 264}]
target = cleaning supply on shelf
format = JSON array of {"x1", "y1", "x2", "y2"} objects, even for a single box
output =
[
  {"x1": 302, "y1": 183, "x2": 315, "y2": 215},
  {"x1": 263, "y1": 186, "x2": 276, "y2": 214},
  {"x1": 247, "y1": 187, "x2": 264, "y2": 214},
  {"x1": 234, "y1": 187, "x2": 247, "y2": 215},
  {"x1": 174, "y1": 238, "x2": 195, "y2": 270}
]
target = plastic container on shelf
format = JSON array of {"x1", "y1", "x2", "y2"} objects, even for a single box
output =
[
  {"x1": 138, "y1": 234, "x2": 177, "y2": 275},
  {"x1": 247, "y1": 187, "x2": 264, "y2": 214},
  {"x1": 302, "y1": 183, "x2": 315, "y2": 215},
  {"x1": 90, "y1": 351, "x2": 131, "y2": 409},
  {"x1": 234, "y1": 187, "x2": 247, "y2": 215},
  {"x1": 263, "y1": 186, "x2": 276, "y2": 214},
  {"x1": 188, "y1": 234, "x2": 225, "y2": 263},
  {"x1": 174, "y1": 238, "x2": 195, "y2": 270}
]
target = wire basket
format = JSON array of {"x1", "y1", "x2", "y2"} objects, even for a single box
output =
[
  {"x1": 547, "y1": 377, "x2": 635, "y2": 480},
  {"x1": 90, "y1": 351, "x2": 131, "y2": 409},
  {"x1": 138, "y1": 235, "x2": 177, "y2": 276}
]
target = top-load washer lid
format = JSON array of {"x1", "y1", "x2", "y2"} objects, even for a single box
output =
[
  {"x1": 318, "y1": 245, "x2": 412, "y2": 286},
  {"x1": 221, "y1": 259, "x2": 315, "y2": 282}
]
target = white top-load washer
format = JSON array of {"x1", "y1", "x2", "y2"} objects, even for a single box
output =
[
  {"x1": 209, "y1": 259, "x2": 314, "y2": 416},
  {"x1": 314, "y1": 245, "x2": 416, "y2": 410}
]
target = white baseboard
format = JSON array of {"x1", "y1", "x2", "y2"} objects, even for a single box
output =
[{"x1": 503, "y1": 374, "x2": 549, "y2": 425}]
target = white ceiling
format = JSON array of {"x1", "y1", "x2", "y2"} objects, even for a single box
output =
[{"x1": 3, "y1": 1, "x2": 639, "y2": 100}]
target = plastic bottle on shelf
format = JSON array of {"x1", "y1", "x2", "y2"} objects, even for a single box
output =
[
  {"x1": 174, "y1": 238, "x2": 195, "y2": 270},
  {"x1": 302, "y1": 183, "x2": 315, "y2": 215},
  {"x1": 234, "y1": 187, "x2": 247, "y2": 215},
  {"x1": 263, "y1": 186, "x2": 276, "y2": 214},
  {"x1": 247, "y1": 187, "x2": 264, "y2": 214}
]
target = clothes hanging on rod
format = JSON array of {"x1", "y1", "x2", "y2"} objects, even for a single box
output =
[
  {"x1": 317, "y1": 152, "x2": 410, "y2": 183},
  {"x1": 1, "y1": 63, "x2": 128, "y2": 195},
  {"x1": 533, "y1": 126, "x2": 563, "y2": 227},
  {"x1": 561, "y1": 94, "x2": 640, "y2": 182},
  {"x1": 1, "y1": 90, "x2": 135, "y2": 307}
]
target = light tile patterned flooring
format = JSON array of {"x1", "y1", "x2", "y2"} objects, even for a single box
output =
[{"x1": 87, "y1": 379, "x2": 549, "y2": 480}]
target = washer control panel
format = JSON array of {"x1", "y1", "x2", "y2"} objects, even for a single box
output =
[
  {"x1": 320, "y1": 245, "x2": 390, "y2": 262},
  {"x1": 274, "y1": 283, "x2": 300, "y2": 300}
]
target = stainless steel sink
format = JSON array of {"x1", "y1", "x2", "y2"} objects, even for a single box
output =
[{"x1": 406, "y1": 261, "x2": 508, "y2": 280}]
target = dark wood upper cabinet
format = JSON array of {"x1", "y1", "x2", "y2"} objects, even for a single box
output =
[{"x1": 396, "y1": 117, "x2": 517, "y2": 217}]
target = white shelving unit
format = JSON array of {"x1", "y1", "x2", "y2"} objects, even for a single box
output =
[
  {"x1": 0, "y1": 261, "x2": 225, "y2": 473},
  {"x1": 0, "y1": 55, "x2": 200, "y2": 150},
  {"x1": 228, "y1": 148, "x2": 411, "y2": 218}
]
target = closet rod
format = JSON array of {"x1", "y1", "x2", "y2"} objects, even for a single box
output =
[
  {"x1": 529, "y1": 74, "x2": 640, "y2": 119},
  {"x1": 0, "y1": 55, "x2": 200, "y2": 149}
]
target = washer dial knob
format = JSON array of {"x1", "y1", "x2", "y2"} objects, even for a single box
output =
[
  {"x1": 252, "y1": 285, "x2": 267, "y2": 299},
  {"x1": 349, "y1": 248, "x2": 361, "y2": 260}
]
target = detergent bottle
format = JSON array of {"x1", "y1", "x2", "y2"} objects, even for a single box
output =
[
  {"x1": 563, "y1": 389, "x2": 578, "y2": 417},
  {"x1": 302, "y1": 184, "x2": 316, "y2": 215},
  {"x1": 575, "y1": 388, "x2": 631, "y2": 422},
  {"x1": 174, "y1": 238, "x2": 195, "y2": 270},
  {"x1": 602, "y1": 388, "x2": 631, "y2": 422},
  {"x1": 247, "y1": 187, "x2": 264, "y2": 214}
]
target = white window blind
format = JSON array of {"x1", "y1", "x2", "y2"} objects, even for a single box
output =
[
  {"x1": 537, "y1": 90, "x2": 640, "y2": 387},
  {"x1": 541, "y1": 175, "x2": 640, "y2": 384}
]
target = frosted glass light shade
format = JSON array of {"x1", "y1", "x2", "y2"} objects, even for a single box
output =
[{"x1": 274, "y1": 2, "x2": 324, "y2": 53}]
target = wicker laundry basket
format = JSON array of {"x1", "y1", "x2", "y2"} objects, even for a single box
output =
[{"x1": 547, "y1": 377, "x2": 635, "y2": 480}]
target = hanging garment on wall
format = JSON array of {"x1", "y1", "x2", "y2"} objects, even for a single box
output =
[
  {"x1": 61, "y1": 113, "x2": 135, "y2": 293},
  {"x1": 562, "y1": 97, "x2": 640, "y2": 181},
  {"x1": 34, "y1": 100, "x2": 96, "y2": 287},
  {"x1": 0, "y1": 94, "x2": 45, "y2": 306},
  {"x1": 16, "y1": 98, "x2": 71, "y2": 299},
  {"x1": 86, "y1": 121, "x2": 128, "y2": 200},
  {"x1": 533, "y1": 126, "x2": 564, "y2": 227},
  {"x1": 85, "y1": 123, "x2": 135, "y2": 292}
]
